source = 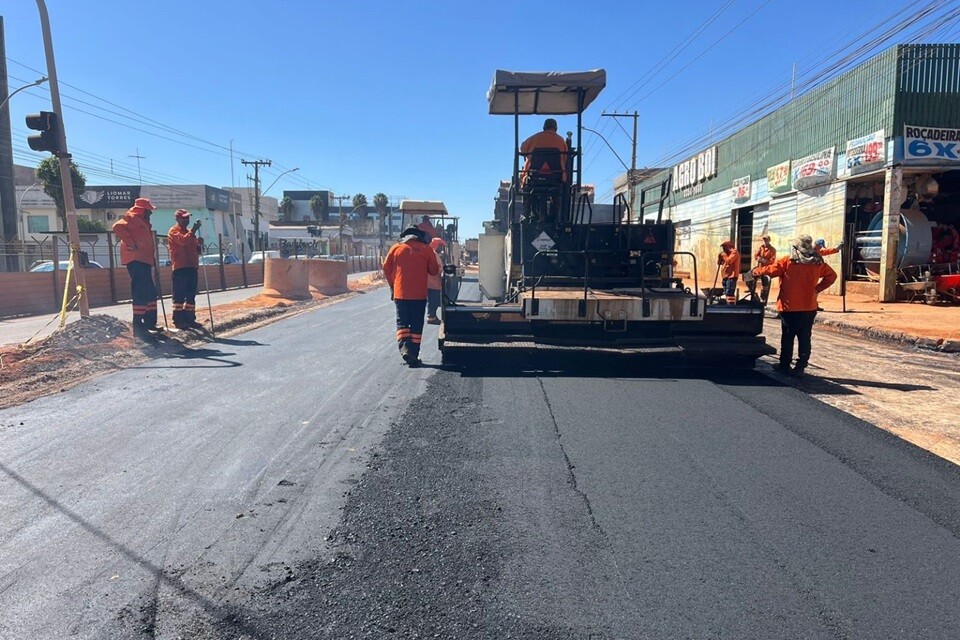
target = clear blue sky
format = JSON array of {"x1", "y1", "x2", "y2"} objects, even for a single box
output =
[{"x1": 3, "y1": 0, "x2": 955, "y2": 237}]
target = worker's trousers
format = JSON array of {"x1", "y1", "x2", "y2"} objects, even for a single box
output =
[
  {"x1": 779, "y1": 310, "x2": 817, "y2": 369},
  {"x1": 427, "y1": 288, "x2": 441, "y2": 318},
  {"x1": 127, "y1": 261, "x2": 157, "y2": 333},
  {"x1": 722, "y1": 277, "x2": 738, "y2": 304},
  {"x1": 395, "y1": 299, "x2": 426, "y2": 359},
  {"x1": 172, "y1": 268, "x2": 199, "y2": 328}
]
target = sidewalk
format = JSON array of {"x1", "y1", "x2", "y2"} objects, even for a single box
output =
[
  {"x1": 723, "y1": 279, "x2": 960, "y2": 353},
  {"x1": 0, "y1": 271, "x2": 376, "y2": 348}
]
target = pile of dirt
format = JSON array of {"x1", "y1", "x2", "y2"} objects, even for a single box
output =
[
  {"x1": 349, "y1": 271, "x2": 385, "y2": 291},
  {"x1": 35, "y1": 314, "x2": 129, "y2": 349}
]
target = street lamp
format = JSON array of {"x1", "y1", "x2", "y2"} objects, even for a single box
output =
[
  {"x1": 262, "y1": 167, "x2": 299, "y2": 197},
  {"x1": 0, "y1": 77, "x2": 48, "y2": 112}
]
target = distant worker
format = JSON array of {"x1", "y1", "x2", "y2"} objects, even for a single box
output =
[
  {"x1": 167, "y1": 209, "x2": 204, "y2": 330},
  {"x1": 426, "y1": 237, "x2": 446, "y2": 325},
  {"x1": 753, "y1": 234, "x2": 776, "y2": 302},
  {"x1": 718, "y1": 240, "x2": 741, "y2": 305},
  {"x1": 383, "y1": 227, "x2": 440, "y2": 367},
  {"x1": 417, "y1": 215, "x2": 440, "y2": 240},
  {"x1": 752, "y1": 235, "x2": 837, "y2": 377},
  {"x1": 112, "y1": 197, "x2": 160, "y2": 339},
  {"x1": 520, "y1": 118, "x2": 568, "y2": 222},
  {"x1": 815, "y1": 238, "x2": 842, "y2": 256}
]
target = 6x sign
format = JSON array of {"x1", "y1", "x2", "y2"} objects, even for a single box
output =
[{"x1": 904, "y1": 125, "x2": 960, "y2": 163}]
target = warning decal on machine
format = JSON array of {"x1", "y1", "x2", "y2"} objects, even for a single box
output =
[{"x1": 531, "y1": 232, "x2": 555, "y2": 251}]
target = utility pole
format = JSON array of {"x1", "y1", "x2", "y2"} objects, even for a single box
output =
[
  {"x1": 0, "y1": 17, "x2": 18, "y2": 271},
  {"x1": 241, "y1": 158, "x2": 271, "y2": 252},
  {"x1": 332, "y1": 194, "x2": 351, "y2": 255},
  {"x1": 602, "y1": 111, "x2": 640, "y2": 216},
  {"x1": 129, "y1": 148, "x2": 145, "y2": 185},
  {"x1": 36, "y1": 0, "x2": 88, "y2": 316}
]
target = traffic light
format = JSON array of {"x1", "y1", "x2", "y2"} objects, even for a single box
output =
[{"x1": 25, "y1": 111, "x2": 63, "y2": 153}]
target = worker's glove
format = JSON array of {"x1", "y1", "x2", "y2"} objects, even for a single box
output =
[{"x1": 191, "y1": 221, "x2": 202, "y2": 234}]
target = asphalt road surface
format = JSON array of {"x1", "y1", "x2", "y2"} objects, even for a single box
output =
[{"x1": 2, "y1": 279, "x2": 960, "y2": 639}]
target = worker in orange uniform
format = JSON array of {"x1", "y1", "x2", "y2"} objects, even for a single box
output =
[
  {"x1": 112, "y1": 197, "x2": 160, "y2": 339},
  {"x1": 426, "y1": 237, "x2": 446, "y2": 325},
  {"x1": 753, "y1": 234, "x2": 777, "y2": 303},
  {"x1": 752, "y1": 234, "x2": 837, "y2": 377},
  {"x1": 383, "y1": 227, "x2": 440, "y2": 367},
  {"x1": 815, "y1": 238, "x2": 842, "y2": 256},
  {"x1": 718, "y1": 240, "x2": 741, "y2": 305},
  {"x1": 520, "y1": 118, "x2": 568, "y2": 221},
  {"x1": 167, "y1": 209, "x2": 204, "y2": 330}
]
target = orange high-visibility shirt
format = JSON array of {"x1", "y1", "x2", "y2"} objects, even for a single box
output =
[
  {"x1": 754, "y1": 256, "x2": 838, "y2": 312},
  {"x1": 818, "y1": 247, "x2": 840, "y2": 256},
  {"x1": 754, "y1": 244, "x2": 776, "y2": 266},
  {"x1": 719, "y1": 249, "x2": 741, "y2": 279},
  {"x1": 112, "y1": 210, "x2": 155, "y2": 265},
  {"x1": 383, "y1": 239, "x2": 440, "y2": 300},
  {"x1": 167, "y1": 225, "x2": 202, "y2": 270},
  {"x1": 520, "y1": 130, "x2": 568, "y2": 183}
]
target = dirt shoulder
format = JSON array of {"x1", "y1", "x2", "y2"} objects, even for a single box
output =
[{"x1": 0, "y1": 273, "x2": 386, "y2": 410}]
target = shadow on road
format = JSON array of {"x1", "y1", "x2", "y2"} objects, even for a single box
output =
[
  {"x1": 794, "y1": 374, "x2": 936, "y2": 394},
  {"x1": 0, "y1": 461, "x2": 270, "y2": 639},
  {"x1": 135, "y1": 340, "x2": 242, "y2": 369},
  {"x1": 212, "y1": 337, "x2": 267, "y2": 347}
]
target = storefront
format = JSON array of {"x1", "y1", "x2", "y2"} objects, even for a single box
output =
[{"x1": 630, "y1": 44, "x2": 960, "y2": 302}]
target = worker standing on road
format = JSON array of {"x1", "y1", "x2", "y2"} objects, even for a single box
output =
[
  {"x1": 718, "y1": 241, "x2": 741, "y2": 305},
  {"x1": 753, "y1": 234, "x2": 777, "y2": 303},
  {"x1": 426, "y1": 237, "x2": 446, "y2": 325},
  {"x1": 815, "y1": 238, "x2": 842, "y2": 256},
  {"x1": 383, "y1": 227, "x2": 440, "y2": 367},
  {"x1": 167, "y1": 210, "x2": 204, "y2": 330},
  {"x1": 112, "y1": 197, "x2": 160, "y2": 339},
  {"x1": 752, "y1": 234, "x2": 837, "y2": 377}
]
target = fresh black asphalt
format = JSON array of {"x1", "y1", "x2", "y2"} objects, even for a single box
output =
[{"x1": 2, "y1": 281, "x2": 960, "y2": 639}]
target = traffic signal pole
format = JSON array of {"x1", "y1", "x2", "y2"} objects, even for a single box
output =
[{"x1": 36, "y1": 0, "x2": 88, "y2": 316}]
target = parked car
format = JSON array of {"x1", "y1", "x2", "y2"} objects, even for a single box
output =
[
  {"x1": 29, "y1": 260, "x2": 103, "y2": 272},
  {"x1": 248, "y1": 250, "x2": 281, "y2": 264},
  {"x1": 199, "y1": 254, "x2": 240, "y2": 265}
]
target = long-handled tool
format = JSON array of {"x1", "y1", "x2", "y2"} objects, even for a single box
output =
[
  {"x1": 198, "y1": 233, "x2": 216, "y2": 337},
  {"x1": 707, "y1": 261, "x2": 721, "y2": 304},
  {"x1": 154, "y1": 260, "x2": 169, "y2": 330}
]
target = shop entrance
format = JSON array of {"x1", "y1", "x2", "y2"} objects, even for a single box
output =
[{"x1": 732, "y1": 206, "x2": 753, "y2": 272}]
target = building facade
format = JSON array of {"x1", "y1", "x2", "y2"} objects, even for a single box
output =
[{"x1": 630, "y1": 44, "x2": 960, "y2": 302}]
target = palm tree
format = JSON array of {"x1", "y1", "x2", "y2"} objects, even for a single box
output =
[
  {"x1": 309, "y1": 194, "x2": 328, "y2": 223},
  {"x1": 352, "y1": 193, "x2": 369, "y2": 220},
  {"x1": 279, "y1": 196, "x2": 294, "y2": 222}
]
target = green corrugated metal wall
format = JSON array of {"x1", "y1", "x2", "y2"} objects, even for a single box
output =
[{"x1": 634, "y1": 44, "x2": 960, "y2": 204}]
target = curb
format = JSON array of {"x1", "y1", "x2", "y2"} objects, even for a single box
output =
[{"x1": 764, "y1": 307, "x2": 960, "y2": 354}]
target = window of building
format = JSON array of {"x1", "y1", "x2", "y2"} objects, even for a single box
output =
[{"x1": 27, "y1": 215, "x2": 50, "y2": 233}]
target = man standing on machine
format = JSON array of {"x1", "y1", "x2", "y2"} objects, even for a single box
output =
[{"x1": 718, "y1": 240, "x2": 741, "y2": 305}]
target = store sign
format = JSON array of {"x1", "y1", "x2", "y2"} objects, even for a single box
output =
[
  {"x1": 78, "y1": 186, "x2": 140, "y2": 209},
  {"x1": 846, "y1": 129, "x2": 885, "y2": 174},
  {"x1": 766, "y1": 160, "x2": 791, "y2": 193},
  {"x1": 205, "y1": 186, "x2": 232, "y2": 211},
  {"x1": 792, "y1": 147, "x2": 834, "y2": 190},
  {"x1": 673, "y1": 146, "x2": 717, "y2": 194},
  {"x1": 731, "y1": 176, "x2": 751, "y2": 202},
  {"x1": 904, "y1": 125, "x2": 960, "y2": 163}
]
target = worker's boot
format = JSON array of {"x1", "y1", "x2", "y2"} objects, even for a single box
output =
[{"x1": 426, "y1": 315, "x2": 440, "y2": 325}]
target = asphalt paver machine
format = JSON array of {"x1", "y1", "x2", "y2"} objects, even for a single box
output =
[
  {"x1": 399, "y1": 199, "x2": 465, "y2": 301},
  {"x1": 439, "y1": 69, "x2": 774, "y2": 367}
]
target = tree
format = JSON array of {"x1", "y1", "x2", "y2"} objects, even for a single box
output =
[
  {"x1": 373, "y1": 192, "x2": 389, "y2": 222},
  {"x1": 352, "y1": 193, "x2": 369, "y2": 220},
  {"x1": 77, "y1": 218, "x2": 107, "y2": 233},
  {"x1": 279, "y1": 196, "x2": 294, "y2": 222},
  {"x1": 36, "y1": 157, "x2": 86, "y2": 231},
  {"x1": 309, "y1": 194, "x2": 328, "y2": 223}
]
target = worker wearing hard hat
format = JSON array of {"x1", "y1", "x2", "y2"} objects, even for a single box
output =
[
  {"x1": 167, "y1": 209, "x2": 204, "y2": 330},
  {"x1": 383, "y1": 227, "x2": 441, "y2": 367},
  {"x1": 718, "y1": 240, "x2": 741, "y2": 305},
  {"x1": 112, "y1": 197, "x2": 160, "y2": 339},
  {"x1": 426, "y1": 237, "x2": 446, "y2": 325},
  {"x1": 753, "y1": 234, "x2": 776, "y2": 303},
  {"x1": 752, "y1": 235, "x2": 837, "y2": 377}
]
